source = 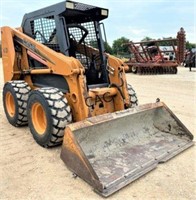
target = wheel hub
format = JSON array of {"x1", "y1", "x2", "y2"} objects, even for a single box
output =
[{"x1": 31, "y1": 102, "x2": 47, "y2": 135}]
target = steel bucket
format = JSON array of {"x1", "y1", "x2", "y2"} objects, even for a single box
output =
[{"x1": 61, "y1": 102, "x2": 194, "y2": 196}]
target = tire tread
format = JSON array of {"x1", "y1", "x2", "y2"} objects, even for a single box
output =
[
  {"x1": 3, "y1": 80, "x2": 30, "y2": 126},
  {"x1": 29, "y1": 87, "x2": 72, "y2": 147}
]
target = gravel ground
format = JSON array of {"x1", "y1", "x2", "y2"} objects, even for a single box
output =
[{"x1": 0, "y1": 59, "x2": 195, "y2": 200}]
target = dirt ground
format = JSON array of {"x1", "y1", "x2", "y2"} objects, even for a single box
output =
[{"x1": 0, "y1": 59, "x2": 195, "y2": 200}]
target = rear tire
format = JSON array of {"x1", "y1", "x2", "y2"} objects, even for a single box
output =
[
  {"x1": 127, "y1": 84, "x2": 138, "y2": 107},
  {"x1": 3, "y1": 80, "x2": 31, "y2": 126},
  {"x1": 27, "y1": 87, "x2": 72, "y2": 147}
]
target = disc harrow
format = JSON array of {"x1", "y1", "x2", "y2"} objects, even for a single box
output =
[{"x1": 125, "y1": 28, "x2": 186, "y2": 75}]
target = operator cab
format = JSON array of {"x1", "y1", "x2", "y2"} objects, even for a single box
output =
[{"x1": 22, "y1": 0, "x2": 109, "y2": 87}]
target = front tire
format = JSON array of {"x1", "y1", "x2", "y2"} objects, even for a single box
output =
[
  {"x1": 3, "y1": 80, "x2": 30, "y2": 126},
  {"x1": 27, "y1": 87, "x2": 72, "y2": 147}
]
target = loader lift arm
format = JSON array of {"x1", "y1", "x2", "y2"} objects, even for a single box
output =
[{"x1": 2, "y1": 26, "x2": 91, "y2": 121}]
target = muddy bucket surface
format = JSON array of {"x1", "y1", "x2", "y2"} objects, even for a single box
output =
[{"x1": 61, "y1": 102, "x2": 194, "y2": 197}]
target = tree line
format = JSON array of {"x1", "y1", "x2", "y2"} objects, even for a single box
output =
[{"x1": 105, "y1": 36, "x2": 196, "y2": 56}]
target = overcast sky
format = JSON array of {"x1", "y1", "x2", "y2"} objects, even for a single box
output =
[{"x1": 0, "y1": 0, "x2": 195, "y2": 45}]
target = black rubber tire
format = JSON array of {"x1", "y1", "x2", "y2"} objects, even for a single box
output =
[
  {"x1": 127, "y1": 84, "x2": 138, "y2": 107},
  {"x1": 3, "y1": 80, "x2": 31, "y2": 126},
  {"x1": 27, "y1": 87, "x2": 72, "y2": 147},
  {"x1": 131, "y1": 66, "x2": 137, "y2": 74}
]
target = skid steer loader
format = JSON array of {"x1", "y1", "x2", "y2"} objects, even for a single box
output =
[{"x1": 1, "y1": 0, "x2": 194, "y2": 197}]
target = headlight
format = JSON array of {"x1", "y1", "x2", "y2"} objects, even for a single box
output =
[
  {"x1": 66, "y1": 2, "x2": 74, "y2": 9},
  {"x1": 101, "y1": 9, "x2": 108, "y2": 16}
]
